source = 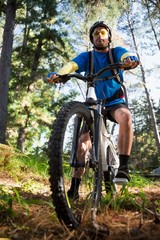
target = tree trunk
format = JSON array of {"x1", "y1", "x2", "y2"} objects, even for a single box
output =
[
  {"x1": 17, "y1": 127, "x2": 27, "y2": 153},
  {"x1": 126, "y1": 12, "x2": 160, "y2": 155},
  {"x1": 17, "y1": 105, "x2": 30, "y2": 153},
  {"x1": 16, "y1": 36, "x2": 43, "y2": 151},
  {"x1": 0, "y1": 0, "x2": 16, "y2": 143},
  {"x1": 145, "y1": 0, "x2": 160, "y2": 50}
]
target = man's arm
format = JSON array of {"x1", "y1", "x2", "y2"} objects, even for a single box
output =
[
  {"x1": 121, "y1": 53, "x2": 140, "y2": 69},
  {"x1": 48, "y1": 61, "x2": 78, "y2": 83},
  {"x1": 58, "y1": 61, "x2": 78, "y2": 75}
]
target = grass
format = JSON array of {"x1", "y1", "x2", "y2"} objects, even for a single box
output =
[
  {"x1": 0, "y1": 185, "x2": 30, "y2": 218},
  {"x1": 0, "y1": 144, "x2": 50, "y2": 219},
  {"x1": 0, "y1": 143, "x2": 49, "y2": 179},
  {"x1": 0, "y1": 143, "x2": 160, "y2": 237},
  {"x1": 24, "y1": 154, "x2": 49, "y2": 178},
  {"x1": 129, "y1": 172, "x2": 153, "y2": 188},
  {"x1": 100, "y1": 173, "x2": 160, "y2": 214}
]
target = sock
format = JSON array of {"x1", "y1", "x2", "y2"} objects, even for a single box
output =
[
  {"x1": 69, "y1": 177, "x2": 81, "y2": 194},
  {"x1": 117, "y1": 155, "x2": 130, "y2": 180},
  {"x1": 119, "y1": 154, "x2": 130, "y2": 167}
]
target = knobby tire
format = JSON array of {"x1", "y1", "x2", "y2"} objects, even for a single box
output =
[{"x1": 48, "y1": 101, "x2": 101, "y2": 229}]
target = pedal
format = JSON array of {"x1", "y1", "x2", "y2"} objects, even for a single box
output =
[{"x1": 113, "y1": 178, "x2": 128, "y2": 185}]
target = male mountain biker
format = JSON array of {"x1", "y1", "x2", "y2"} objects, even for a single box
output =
[{"x1": 48, "y1": 21, "x2": 139, "y2": 199}]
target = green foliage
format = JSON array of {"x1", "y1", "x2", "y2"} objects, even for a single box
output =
[
  {"x1": 0, "y1": 187, "x2": 15, "y2": 217},
  {"x1": 1, "y1": 0, "x2": 159, "y2": 165},
  {"x1": 102, "y1": 185, "x2": 147, "y2": 211},
  {"x1": 0, "y1": 144, "x2": 51, "y2": 220},
  {"x1": 0, "y1": 186, "x2": 29, "y2": 218},
  {"x1": 101, "y1": 173, "x2": 160, "y2": 216},
  {"x1": 0, "y1": 143, "x2": 26, "y2": 173},
  {"x1": 0, "y1": 184, "x2": 54, "y2": 220},
  {"x1": 58, "y1": 0, "x2": 128, "y2": 52},
  {"x1": 0, "y1": 143, "x2": 49, "y2": 179},
  {"x1": 130, "y1": 99, "x2": 160, "y2": 171},
  {"x1": 155, "y1": 199, "x2": 160, "y2": 214},
  {"x1": 1, "y1": 154, "x2": 27, "y2": 181},
  {"x1": 129, "y1": 173, "x2": 152, "y2": 188},
  {"x1": 25, "y1": 154, "x2": 49, "y2": 177},
  {"x1": 4, "y1": 0, "x2": 78, "y2": 154}
]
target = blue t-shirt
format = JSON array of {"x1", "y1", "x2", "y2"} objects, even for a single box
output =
[{"x1": 72, "y1": 47, "x2": 131, "y2": 106}]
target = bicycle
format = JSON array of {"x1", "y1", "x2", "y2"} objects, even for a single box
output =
[{"x1": 48, "y1": 62, "x2": 133, "y2": 230}]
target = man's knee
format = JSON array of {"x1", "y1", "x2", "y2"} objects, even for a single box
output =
[
  {"x1": 114, "y1": 108, "x2": 132, "y2": 126},
  {"x1": 121, "y1": 111, "x2": 132, "y2": 124}
]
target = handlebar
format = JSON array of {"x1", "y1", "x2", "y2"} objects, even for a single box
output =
[{"x1": 58, "y1": 61, "x2": 138, "y2": 83}]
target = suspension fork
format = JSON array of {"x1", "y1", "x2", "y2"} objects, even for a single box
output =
[
  {"x1": 96, "y1": 99, "x2": 102, "y2": 115},
  {"x1": 69, "y1": 116, "x2": 82, "y2": 167},
  {"x1": 90, "y1": 99, "x2": 103, "y2": 166}
]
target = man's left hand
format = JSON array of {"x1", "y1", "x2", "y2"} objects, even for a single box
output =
[{"x1": 123, "y1": 56, "x2": 140, "y2": 69}]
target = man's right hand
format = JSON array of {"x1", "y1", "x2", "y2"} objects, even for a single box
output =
[{"x1": 47, "y1": 72, "x2": 62, "y2": 83}]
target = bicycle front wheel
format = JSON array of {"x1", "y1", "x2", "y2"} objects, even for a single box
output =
[{"x1": 48, "y1": 101, "x2": 96, "y2": 229}]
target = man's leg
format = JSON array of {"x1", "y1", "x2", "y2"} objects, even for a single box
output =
[
  {"x1": 110, "y1": 107, "x2": 133, "y2": 180},
  {"x1": 68, "y1": 132, "x2": 92, "y2": 199}
]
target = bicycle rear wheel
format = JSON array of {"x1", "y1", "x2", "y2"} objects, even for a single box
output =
[{"x1": 48, "y1": 101, "x2": 98, "y2": 229}]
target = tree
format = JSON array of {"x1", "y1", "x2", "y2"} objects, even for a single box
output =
[
  {"x1": 6, "y1": 0, "x2": 77, "y2": 152},
  {"x1": 131, "y1": 99, "x2": 160, "y2": 171},
  {"x1": 118, "y1": 1, "x2": 160, "y2": 162},
  {"x1": 9, "y1": 0, "x2": 129, "y2": 152},
  {"x1": 0, "y1": 0, "x2": 16, "y2": 143},
  {"x1": 143, "y1": 0, "x2": 160, "y2": 50}
]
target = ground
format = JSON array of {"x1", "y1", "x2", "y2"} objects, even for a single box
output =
[{"x1": 0, "y1": 171, "x2": 160, "y2": 240}]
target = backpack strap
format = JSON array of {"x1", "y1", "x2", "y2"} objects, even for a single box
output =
[
  {"x1": 108, "y1": 48, "x2": 121, "y2": 83},
  {"x1": 108, "y1": 48, "x2": 128, "y2": 107},
  {"x1": 88, "y1": 49, "x2": 128, "y2": 106},
  {"x1": 88, "y1": 50, "x2": 94, "y2": 75}
]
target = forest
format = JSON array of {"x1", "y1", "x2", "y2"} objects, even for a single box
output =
[{"x1": 0, "y1": 0, "x2": 160, "y2": 239}]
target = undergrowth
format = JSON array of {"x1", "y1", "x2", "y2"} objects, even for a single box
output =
[
  {"x1": 0, "y1": 143, "x2": 49, "y2": 178},
  {"x1": 102, "y1": 184, "x2": 148, "y2": 212},
  {"x1": 0, "y1": 143, "x2": 160, "y2": 225},
  {"x1": 0, "y1": 186, "x2": 29, "y2": 218},
  {"x1": 101, "y1": 174, "x2": 160, "y2": 217},
  {"x1": 0, "y1": 143, "x2": 50, "y2": 218}
]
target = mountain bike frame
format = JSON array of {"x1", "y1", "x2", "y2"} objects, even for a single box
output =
[
  {"x1": 60, "y1": 62, "x2": 129, "y2": 225},
  {"x1": 48, "y1": 62, "x2": 137, "y2": 230},
  {"x1": 62, "y1": 62, "x2": 130, "y2": 175}
]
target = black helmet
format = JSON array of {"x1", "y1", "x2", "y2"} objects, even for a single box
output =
[{"x1": 89, "y1": 21, "x2": 112, "y2": 44}]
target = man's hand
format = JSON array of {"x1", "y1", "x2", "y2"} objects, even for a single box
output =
[
  {"x1": 47, "y1": 72, "x2": 62, "y2": 83},
  {"x1": 123, "y1": 56, "x2": 140, "y2": 69}
]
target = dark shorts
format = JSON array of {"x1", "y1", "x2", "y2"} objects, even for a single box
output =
[
  {"x1": 82, "y1": 103, "x2": 128, "y2": 133},
  {"x1": 103, "y1": 103, "x2": 128, "y2": 123}
]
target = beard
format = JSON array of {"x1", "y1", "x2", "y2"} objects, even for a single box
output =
[
  {"x1": 94, "y1": 45, "x2": 109, "y2": 50},
  {"x1": 93, "y1": 39, "x2": 109, "y2": 50}
]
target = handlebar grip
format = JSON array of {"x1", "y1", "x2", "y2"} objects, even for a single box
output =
[{"x1": 47, "y1": 61, "x2": 139, "y2": 83}]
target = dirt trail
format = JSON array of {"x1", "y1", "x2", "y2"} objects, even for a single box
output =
[{"x1": 0, "y1": 172, "x2": 160, "y2": 240}]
